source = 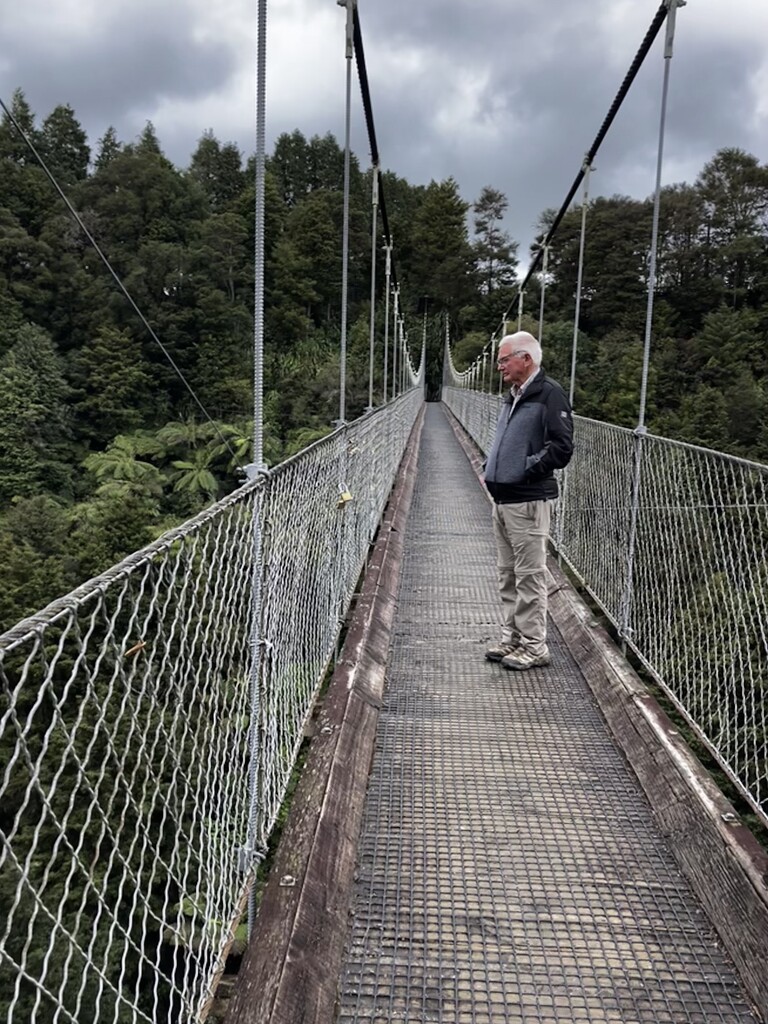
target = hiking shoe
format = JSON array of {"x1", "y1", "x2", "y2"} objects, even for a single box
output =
[
  {"x1": 485, "y1": 639, "x2": 521, "y2": 662},
  {"x1": 501, "y1": 648, "x2": 551, "y2": 671}
]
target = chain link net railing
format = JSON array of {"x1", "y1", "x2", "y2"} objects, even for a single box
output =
[
  {"x1": 0, "y1": 388, "x2": 422, "y2": 1024},
  {"x1": 442, "y1": 385, "x2": 768, "y2": 829}
]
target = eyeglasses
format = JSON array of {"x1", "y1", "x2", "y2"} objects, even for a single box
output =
[{"x1": 497, "y1": 350, "x2": 527, "y2": 366}]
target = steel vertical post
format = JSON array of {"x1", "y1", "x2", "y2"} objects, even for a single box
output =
[
  {"x1": 246, "y1": 0, "x2": 269, "y2": 938},
  {"x1": 620, "y1": 0, "x2": 684, "y2": 647},
  {"x1": 382, "y1": 244, "x2": 391, "y2": 402},
  {"x1": 569, "y1": 163, "x2": 592, "y2": 407},
  {"x1": 336, "y1": 0, "x2": 355, "y2": 426},
  {"x1": 538, "y1": 244, "x2": 549, "y2": 346},
  {"x1": 367, "y1": 167, "x2": 379, "y2": 410},
  {"x1": 392, "y1": 289, "x2": 399, "y2": 399}
]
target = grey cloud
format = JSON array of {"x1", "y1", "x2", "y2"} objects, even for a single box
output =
[
  {"x1": 361, "y1": 0, "x2": 597, "y2": 60},
  {"x1": 1, "y1": 0, "x2": 765, "y2": 260},
  {"x1": 666, "y1": 40, "x2": 764, "y2": 156},
  {"x1": 2, "y1": 4, "x2": 236, "y2": 148},
  {"x1": 354, "y1": 0, "x2": 768, "y2": 257}
]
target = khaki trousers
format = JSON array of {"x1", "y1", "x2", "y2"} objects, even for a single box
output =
[{"x1": 492, "y1": 500, "x2": 551, "y2": 655}]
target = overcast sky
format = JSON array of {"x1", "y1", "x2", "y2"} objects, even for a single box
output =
[{"x1": 2, "y1": 0, "x2": 767, "y2": 261}]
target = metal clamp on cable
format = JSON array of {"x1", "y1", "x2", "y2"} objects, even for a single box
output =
[{"x1": 242, "y1": 462, "x2": 270, "y2": 482}]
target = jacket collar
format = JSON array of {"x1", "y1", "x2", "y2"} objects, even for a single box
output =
[{"x1": 506, "y1": 367, "x2": 545, "y2": 403}]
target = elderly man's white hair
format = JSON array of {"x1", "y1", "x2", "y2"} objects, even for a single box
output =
[{"x1": 499, "y1": 331, "x2": 542, "y2": 368}]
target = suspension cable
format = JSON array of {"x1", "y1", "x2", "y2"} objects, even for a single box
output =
[
  {"x1": 250, "y1": 0, "x2": 268, "y2": 476},
  {"x1": 337, "y1": 0, "x2": 355, "y2": 426},
  {"x1": 352, "y1": 6, "x2": 402, "y2": 302},
  {"x1": 246, "y1": 0, "x2": 269, "y2": 941},
  {"x1": 0, "y1": 95, "x2": 243, "y2": 466},
  {"x1": 500, "y1": 0, "x2": 671, "y2": 333}
]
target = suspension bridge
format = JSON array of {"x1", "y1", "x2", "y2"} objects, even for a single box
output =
[{"x1": 1, "y1": 1, "x2": 768, "y2": 1023}]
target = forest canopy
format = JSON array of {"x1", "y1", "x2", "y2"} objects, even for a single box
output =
[{"x1": 2, "y1": 86, "x2": 768, "y2": 630}]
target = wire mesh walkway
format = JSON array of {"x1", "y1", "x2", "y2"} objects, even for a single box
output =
[{"x1": 334, "y1": 404, "x2": 759, "y2": 1024}]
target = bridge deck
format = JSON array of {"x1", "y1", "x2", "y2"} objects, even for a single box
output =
[{"x1": 334, "y1": 405, "x2": 758, "y2": 1024}]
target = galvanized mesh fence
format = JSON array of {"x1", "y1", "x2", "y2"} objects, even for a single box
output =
[
  {"x1": 442, "y1": 385, "x2": 768, "y2": 828},
  {"x1": 0, "y1": 389, "x2": 422, "y2": 1024}
]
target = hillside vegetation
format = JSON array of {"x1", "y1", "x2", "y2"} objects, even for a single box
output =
[{"x1": 2, "y1": 88, "x2": 768, "y2": 629}]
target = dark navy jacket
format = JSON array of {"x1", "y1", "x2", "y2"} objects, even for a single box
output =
[{"x1": 484, "y1": 368, "x2": 574, "y2": 503}]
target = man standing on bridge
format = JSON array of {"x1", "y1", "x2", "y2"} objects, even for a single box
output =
[{"x1": 483, "y1": 331, "x2": 574, "y2": 671}]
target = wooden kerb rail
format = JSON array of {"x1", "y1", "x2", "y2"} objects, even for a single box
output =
[{"x1": 226, "y1": 405, "x2": 426, "y2": 1024}]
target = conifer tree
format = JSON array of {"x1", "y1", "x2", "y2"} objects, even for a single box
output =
[
  {"x1": 472, "y1": 185, "x2": 518, "y2": 294},
  {"x1": 410, "y1": 178, "x2": 474, "y2": 311},
  {"x1": 38, "y1": 104, "x2": 90, "y2": 185},
  {"x1": 188, "y1": 131, "x2": 245, "y2": 211},
  {"x1": 0, "y1": 87, "x2": 37, "y2": 163},
  {"x1": 696, "y1": 147, "x2": 768, "y2": 308},
  {"x1": 0, "y1": 323, "x2": 72, "y2": 503},
  {"x1": 94, "y1": 126, "x2": 122, "y2": 170}
]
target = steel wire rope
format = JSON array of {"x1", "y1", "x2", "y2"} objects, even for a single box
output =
[
  {"x1": 455, "y1": 3, "x2": 671, "y2": 408},
  {"x1": 620, "y1": 0, "x2": 685, "y2": 646},
  {"x1": 0, "y1": 95, "x2": 243, "y2": 467},
  {"x1": 352, "y1": 2, "x2": 421, "y2": 387},
  {"x1": 246, "y1": 0, "x2": 269, "y2": 940},
  {"x1": 352, "y1": 7, "x2": 399, "y2": 290},
  {"x1": 498, "y1": 0, "x2": 671, "y2": 334},
  {"x1": 338, "y1": 0, "x2": 354, "y2": 426}
]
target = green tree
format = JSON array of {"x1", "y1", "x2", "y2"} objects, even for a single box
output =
[
  {"x1": 0, "y1": 209, "x2": 54, "y2": 324},
  {"x1": 724, "y1": 371, "x2": 768, "y2": 457},
  {"x1": 35, "y1": 210, "x2": 104, "y2": 351},
  {"x1": 281, "y1": 189, "x2": 346, "y2": 328},
  {"x1": 0, "y1": 496, "x2": 75, "y2": 631},
  {"x1": 541, "y1": 196, "x2": 652, "y2": 336},
  {"x1": 69, "y1": 327, "x2": 157, "y2": 446},
  {"x1": 656, "y1": 183, "x2": 713, "y2": 332},
  {"x1": 696, "y1": 148, "x2": 768, "y2": 309},
  {"x1": 68, "y1": 491, "x2": 161, "y2": 580},
  {"x1": 135, "y1": 121, "x2": 163, "y2": 156},
  {"x1": 186, "y1": 285, "x2": 252, "y2": 416},
  {"x1": 686, "y1": 306, "x2": 765, "y2": 384},
  {"x1": 376, "y1": 169, "x2": 425, "y2": 281},
  {"x1": 37, "y1": 104, "x2": 90, "y2": 186},
  {"x1": 0, "y1": 281, "x2": 24, "y2": 340},
  {"x1": 0, "y1": 89, "x2": 58, "y2": 235},
  {"x1": 188, "y1": 131, "x2": 245, "y2": 211},
  {"x1": 266, "y1": 233, "x2": 318, "y2": 347},
  {"x1": 82, "y1": 135, "x2": 206, "y2": 258},
  {"x1": 307, "y1": 132, "x2": 346, "y2": 192},
  {"x1": 472, "y1": 186, "x2": 518, "y2": 294},
  {"x1": 409, "y1": 178, "x2": 475, "y2": 317},
  {"x1": 95, "y1": 126, "x2": 123, "y2": 170},
  {"x1": 190, "y1": 212, "x2": 250, "y2": 303},
  {"x1": 269, "y1": 129, "x2": 313, "y2": 206},
  {"x1": 170, "y1": 448, "x2": 218, "y2": 505},
  {"x1": 268, "y1": 130, "x2": 349, "y2": 206},
  {"x1": 451, "y1": 330, "x2": 488, "y2": 372},
  {"x1": 675, "y1": 383, "x2": 730, "y2": 451},
  {"x1": 408, "y1": 179, "x2": 475, "y2": 395},
  {"x1": 0, "y1": 87, "x2": 37, "y2": 164},
  {"x1": 83, "y1": 434, "x2": 164, "y2": 499},
  {"x1": 0, "y1": 323, "x2": 72, "y2": 503},
  {"x1": 77, "y1": 137, "x2": 209, "y2": 412},
  {"x1": 583, "y1": 328, "x2": 657, "y2": 426}
]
